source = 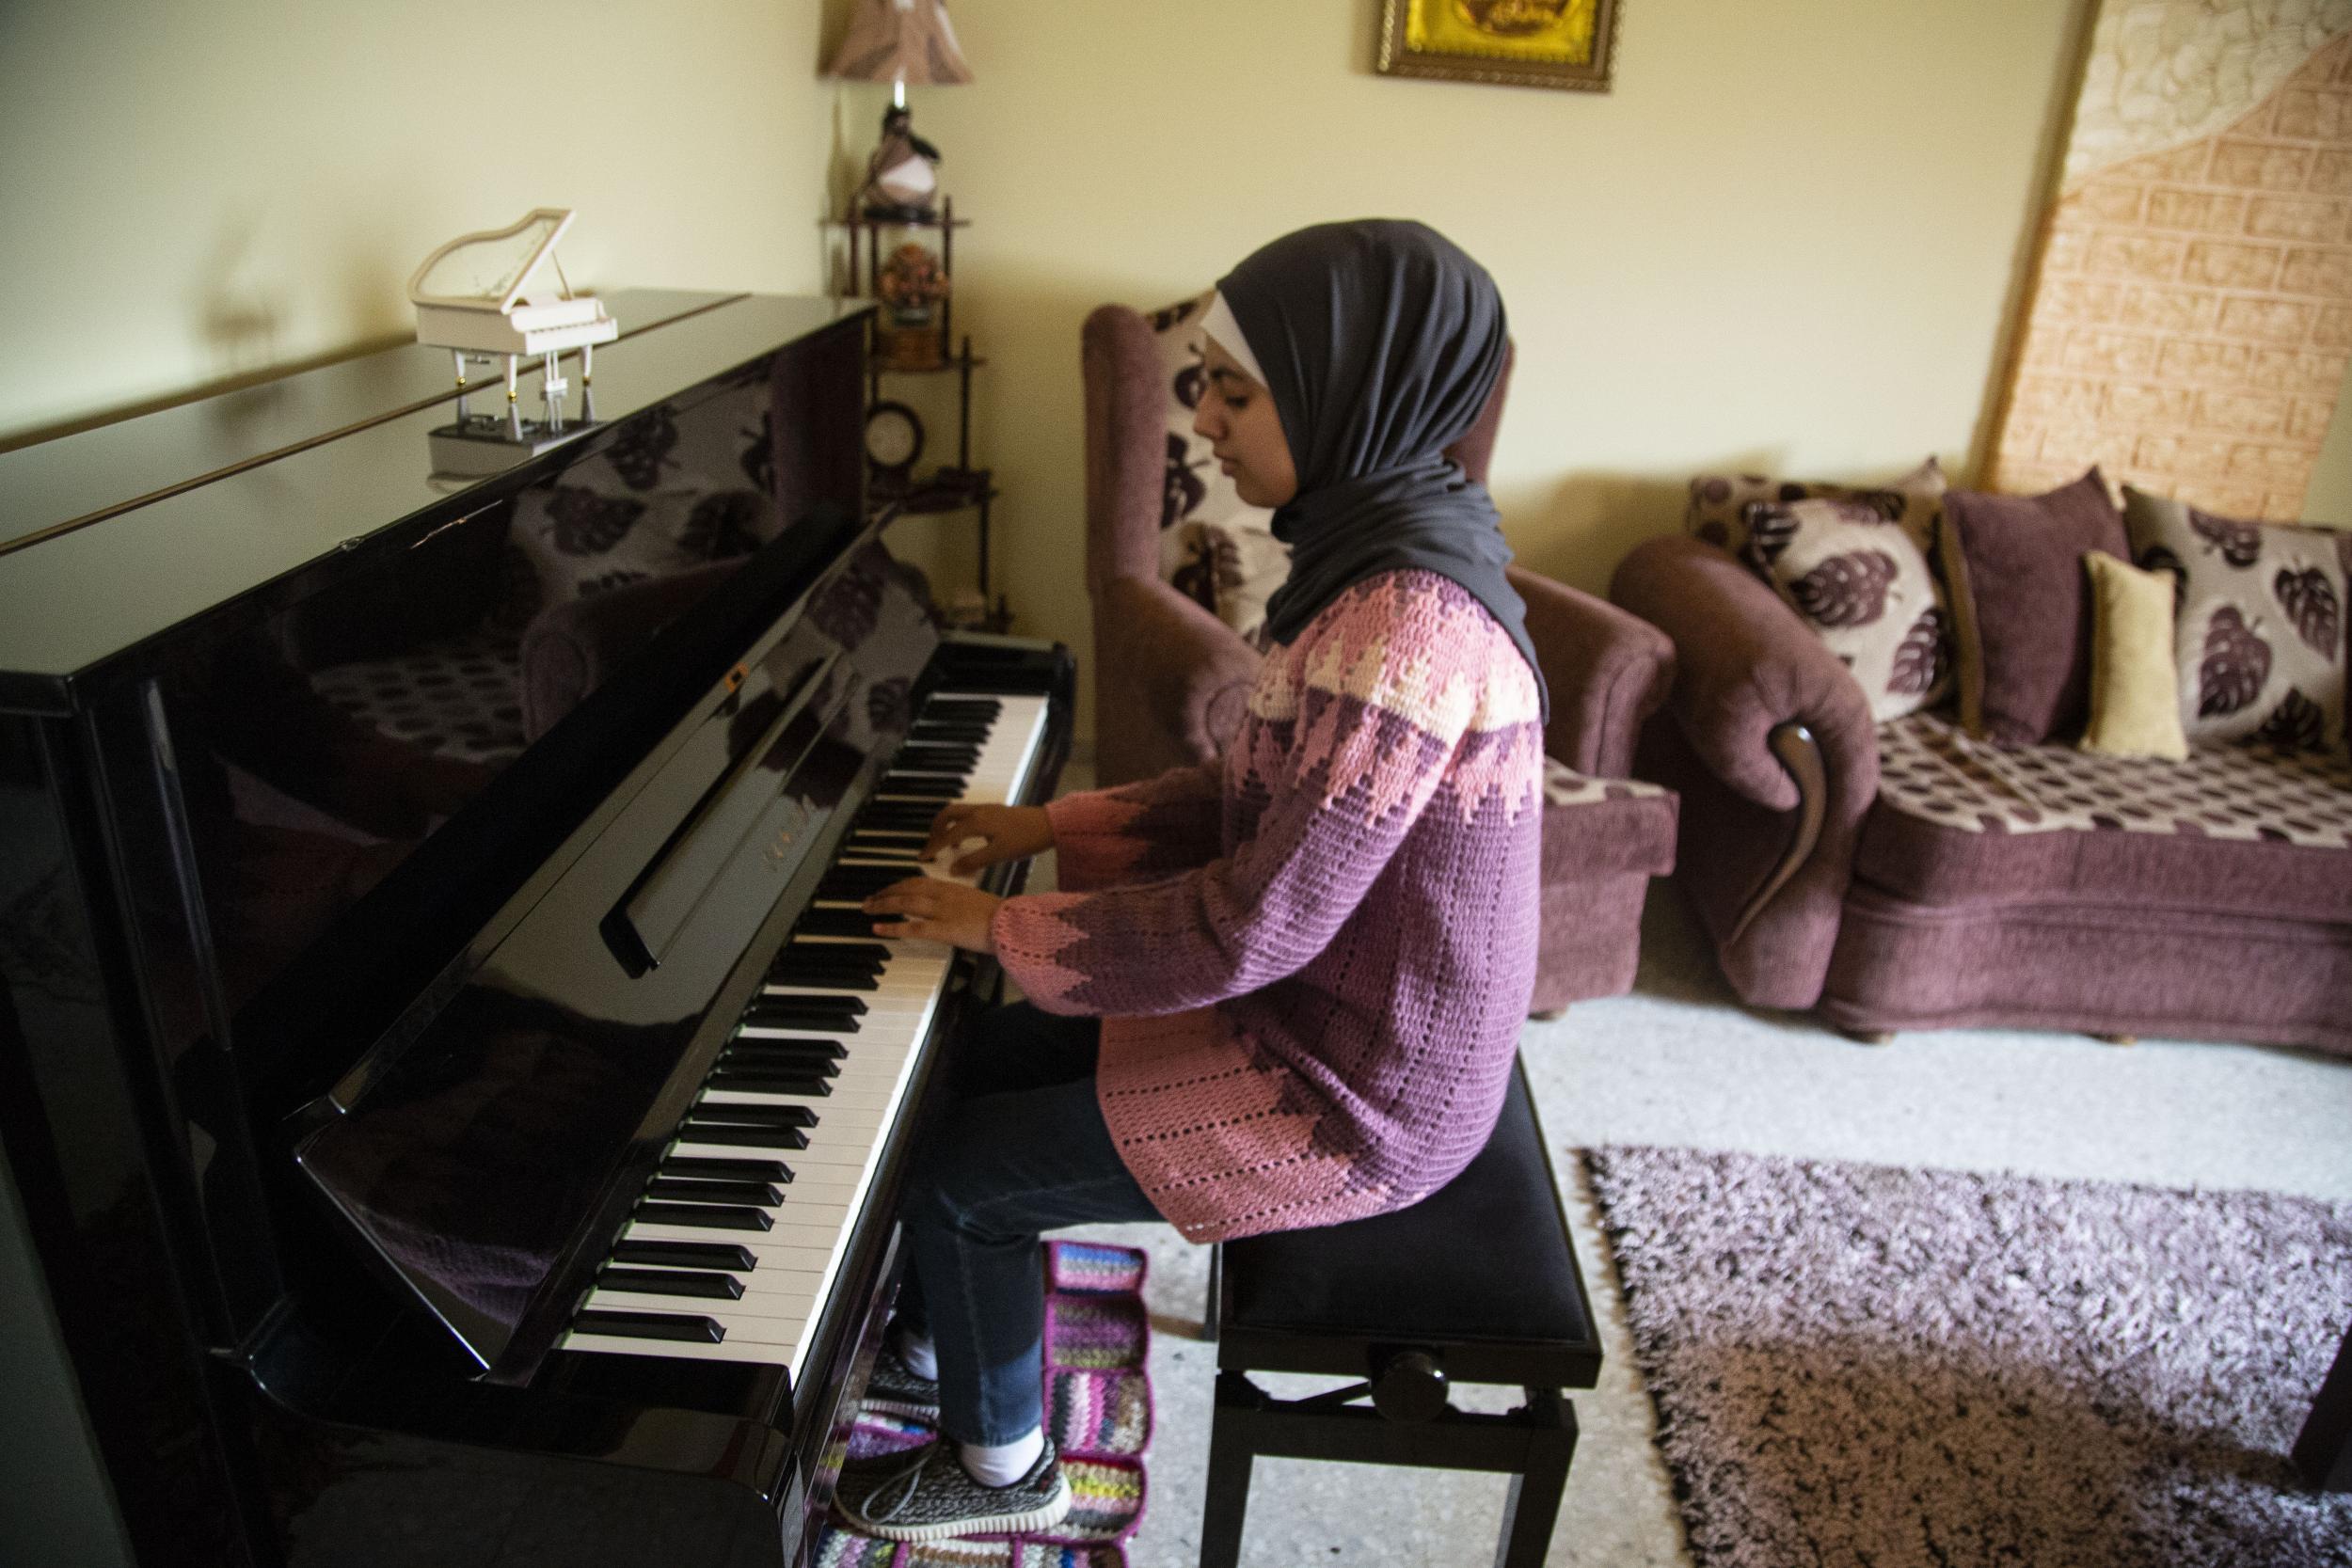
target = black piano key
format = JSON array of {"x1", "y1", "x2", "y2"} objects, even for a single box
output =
[
  {"x1": 877, "y1": 776, "x2": 961, "y2": 799},
  {"x1": 767, "y1": 958, "x2": 884, "y2": 982},
  {"x1": 743, "y1": 1001, "x2": 866, "y2": 1024},
  {"x1": 863, "y1": 796, "x2": 948, "y2": 816},
  {"x1": 921, "y1": 699, "x2": 1002, "y2": 718},
  {"x1": 894, "y1": 746, "x2": 981, "y2": 770},
  {"x1": 798, "y1": 909, "x2": 880, "y2": 939},
  {"x1": 764, "y1": 964, "x2": 882, "y2": 988},
  {"x1": 818, "y1": 865, "x2": 921, "y2": 898},
  {"x1": 769, "y1": 944, "x2": 884, "y2": 966},
  {"x1": 675, "y1": 1122, "x2": 810, "y2": 1149},
  {"x1": 788, "y1": 940, "x2": 891, "y2": 964},
  {"x1": 687, "y1": 1103, "x2": 818, "y2": 1129},
  {"x1": 647, "y1": 1177, "x2": 784, "y2": 1206},
  {"x1": 612, "y1": 1239, "x2": 757, "y2": 1272},
  {"x1": 707, "y1": 1067, "x2": 833, "y2": 1096},
  {"x1": 861, "y1": 822, "x2": 941, "y2": 846},
  {"x1": 770, "y1": 948, "x2": 882, "y2": 970},
  {"x1": 635, "y1": 1201, "x2": 771, "y2": 1231},
  {"x1": 740, "y1": 1008, "x2": 861, "y2": 1035},
  {"x1": 766, "y1": 968, "x2": 879, "y2": 992},
  {"x1": 574, "y1": 1309, "x2": 725, "y2": 1344},
  {"x1": 856, "y1": 823, "x2": 935, "y2": 839},
  {"x1": 911, "y1": 725, "x2": 992, "y2": 743},
  {"x1": 660, "y1": 1155, "x2": 792, "y2": 1181},
  {"x1": 598, "y1": 1267, "x2": 745, "y2": 1301},
  {"x1": 727, "y1": 1037, "x2": 848, "y2": 1062},
  {"x1": 713, "y1": 1053, "x2": 840, "y2": 1082},
  {"x1": 723, "y1": 1053, "x2": 839, "y2": 1082}
]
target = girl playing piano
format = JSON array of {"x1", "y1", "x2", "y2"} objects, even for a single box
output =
[{"x1": 842, "y1": 219, "x2": 1548, "y2": 1541}]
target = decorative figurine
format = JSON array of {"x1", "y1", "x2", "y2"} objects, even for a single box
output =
[
  {"x1": 857, "y1": 104, "x2": 946, "y2": 221},
  {"x1": 876, "y1": 243, "x2": 950, "y2": 368}
]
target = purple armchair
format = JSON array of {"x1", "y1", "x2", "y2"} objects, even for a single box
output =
[{"x1": 1081, "y1": 303, "x2": 1679, "y2": 1015}]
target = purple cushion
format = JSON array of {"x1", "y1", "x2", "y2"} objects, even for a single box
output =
[{"x1": 1938, "y1": 468, "x2": 2129, "y2": 746}]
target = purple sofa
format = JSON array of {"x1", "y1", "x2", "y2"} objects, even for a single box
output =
[
  {"x1": 1613, "y1": 533, "x2": 2352, "y2": 1056},
  {"x1": 1082, "y1": 302, "x2": 1680, "y2": 1017}
]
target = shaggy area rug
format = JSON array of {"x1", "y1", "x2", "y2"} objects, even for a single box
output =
[{"x1": 1583, "y1": 1147, "x2": 2352, "y2": 1568}]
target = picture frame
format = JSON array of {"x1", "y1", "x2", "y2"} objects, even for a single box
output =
[{"x1": 1375, "y1": 0, "x2": 1619, "y2": 93}]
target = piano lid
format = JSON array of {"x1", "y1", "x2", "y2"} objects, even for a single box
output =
[
  {"x1": 0, "y1": 293, "x2": 870, "y2": 711},
  {"x1": 408, "y1": 208, "x2": 577, "y2": 313},
  {"x1": 0, "y1": 290, "x2": 743, "y2": 565}
]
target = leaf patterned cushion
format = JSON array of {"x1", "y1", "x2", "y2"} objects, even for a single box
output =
[
  {"x1": 1686, "y1": 457, "x2": 1946, "y2": 561},
  {"x1": 2122, "y1": 486, "x2": 2350, "y2": 754},
  {"x1": 1741, "y1": 496, "x2": 1953, "y2": 723},
  {"x1": 1143, "y1": 292, "x2": 1286, "y2": 641}
]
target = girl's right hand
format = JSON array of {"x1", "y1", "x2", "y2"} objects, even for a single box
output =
[{"x1": 923, "y1": 803, "x2": 1055, "y2": 876}]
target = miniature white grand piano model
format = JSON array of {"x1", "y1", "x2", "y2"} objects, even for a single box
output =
[{"x1": 411, "y1": 208, "x2": 617, "y2": 476}]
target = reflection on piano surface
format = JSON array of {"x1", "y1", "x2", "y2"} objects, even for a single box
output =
[{"x1": 0, "y1": 291, "x2": 1073, "y2": 1567}]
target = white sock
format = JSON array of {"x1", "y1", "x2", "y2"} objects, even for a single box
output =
[
  {"x1": 959, "y1": 1428, "x2": 1044, "y2": 1487},
  {"x1": 896, "y1": 1327, "x2": 938, "y2": 1381}
]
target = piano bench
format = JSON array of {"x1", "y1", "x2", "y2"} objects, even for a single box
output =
[{"x1": 1200, "y1": 1057, "x2": 1601, "y2": 1568}]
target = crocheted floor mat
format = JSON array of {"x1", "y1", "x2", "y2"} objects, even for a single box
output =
[{"x1": 814, "y1": 1241, "x2": 1152, "y2": 1568}]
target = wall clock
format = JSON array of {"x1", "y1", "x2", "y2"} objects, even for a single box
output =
[{"x1": 864, "y1": 401, "x2": 924, "y2": 485}]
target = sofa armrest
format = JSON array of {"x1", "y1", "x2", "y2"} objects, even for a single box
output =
[
  {"x1": 1610, "y1": 535, "x2": 1879, "y2": 813},
  {"x1": 1083, "y1": 305, "x2": 1169, "y2": 593},
  {"x1": 1537, "y1": 769, "x2": 1678, "y2": 881},
  {"x1": 1611, "y1": 535, "x2": 1880, "y2": 1009},
  {"x1": 1507, "y1": 565, "x2": 1674, "y2": 778},
  {"x1": 1091, "y1": 572, "x2": 1262, "y2": 783}
]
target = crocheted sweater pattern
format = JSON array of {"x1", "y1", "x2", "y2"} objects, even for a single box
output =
[{"x1": 990, "y1": 569, "x2": 1545, "y2": 1243}]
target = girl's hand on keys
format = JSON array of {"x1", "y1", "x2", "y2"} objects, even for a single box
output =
[
  {"x1": 863, "y1": 879, "x2": 1003, "y2": 954},
  {"x1": 921, "y1": 804, "x2": 1054, "y2": 876}
]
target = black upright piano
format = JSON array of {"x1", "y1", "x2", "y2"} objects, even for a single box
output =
[{"x1": 0, "y1": 290, "x2": 1074, "y2": 1567}]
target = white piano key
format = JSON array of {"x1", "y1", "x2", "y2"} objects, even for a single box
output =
[
  {"x1": 565, "y1": 689, "x2": 1051, "y2": 1377},
  {"x1": 587, "y1": 1286, "x2": 820, "y2": 1318}
]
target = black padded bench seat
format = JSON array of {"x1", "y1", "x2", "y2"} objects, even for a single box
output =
[{"x1": 1202, "y1": 1057, "x2": 1601, "y2": 1568}]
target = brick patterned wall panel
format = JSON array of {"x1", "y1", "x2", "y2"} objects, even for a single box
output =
[{"x1": 1991, "y1": 8, "x2": 2352, "y2": 521}]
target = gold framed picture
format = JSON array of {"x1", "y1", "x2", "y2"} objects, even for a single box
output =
[{"x1": 1376, "y1": 0, "x2": 1619, "y2": 92}]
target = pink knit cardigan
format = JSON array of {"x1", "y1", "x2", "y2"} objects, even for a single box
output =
[{"x1": 990, "y1": 570, "x2": 1545, "y2": 1243}]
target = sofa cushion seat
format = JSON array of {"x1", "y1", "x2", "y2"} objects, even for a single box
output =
[{"x1": 1855, "y1": 711, "x2": 2352, "y2": 922}]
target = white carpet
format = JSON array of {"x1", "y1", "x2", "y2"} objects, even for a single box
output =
[{"x1": 1069, "y1": 885, "x2": 2352, "y2": 1567}]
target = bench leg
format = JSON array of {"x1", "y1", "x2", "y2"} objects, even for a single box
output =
[
  {"x1": 1201, "y1": 1372, "x2": 1261, "y2": 1568},
  {"x1": 1493, "y1": 1388, "x2": 1576, "y2": 1568}
]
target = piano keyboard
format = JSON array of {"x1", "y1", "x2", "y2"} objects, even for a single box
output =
[{"x1": 562, "y1": 690, "x2": 1050, "y2": 1377}]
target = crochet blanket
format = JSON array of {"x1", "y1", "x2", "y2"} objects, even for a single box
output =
[{"x1": 814, "y1": 1241, "x2": 1152, "y2": 1567}]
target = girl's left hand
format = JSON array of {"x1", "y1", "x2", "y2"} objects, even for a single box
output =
[{"x1": 862, "y1": 878, "x2": 1002, "y2": 954}]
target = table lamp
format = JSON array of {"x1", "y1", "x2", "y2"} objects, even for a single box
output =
[{"x1": 826, "y1": 0, "x2": 973, "y2": 221}]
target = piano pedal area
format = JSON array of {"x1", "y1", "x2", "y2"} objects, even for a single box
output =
[{"x1": 560, "y1": 689, "x2": 1050, "y2": 1382}]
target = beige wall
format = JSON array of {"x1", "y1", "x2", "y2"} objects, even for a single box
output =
[
  {"x1": 10, "y1": 0, "x2": 2345, "y2": 734},
  {"x1": 853, "y1": 0, "x2": 2116, "y2": 714},
  {"x1": 0, "y1": 0, "x2": 838, "y2": 446}
]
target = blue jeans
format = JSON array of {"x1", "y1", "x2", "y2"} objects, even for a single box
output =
[{"x1": 894, "y1": 1002, "x2": 1160, "y2": 1445}]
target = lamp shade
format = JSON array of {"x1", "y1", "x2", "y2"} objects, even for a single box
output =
[{"x1": 826, "y1": 0, "x2": 974, "y2": 87}]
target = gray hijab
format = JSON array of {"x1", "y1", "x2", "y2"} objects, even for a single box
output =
[{"x1": 1216, "y1": 219, "x2": 1546, "y2": 721}]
